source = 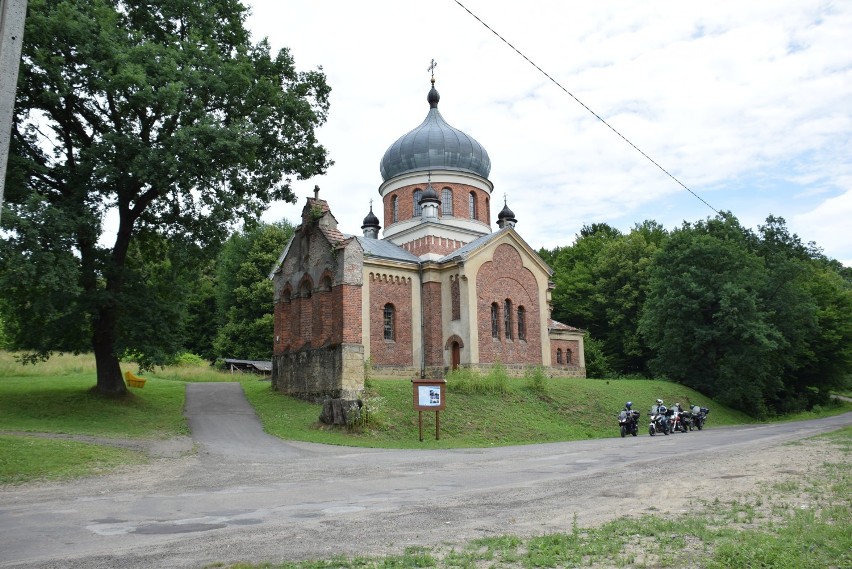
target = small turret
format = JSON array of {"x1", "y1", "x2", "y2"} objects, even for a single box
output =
[
  {"x1": 361, "y1": 202, "x2": 381, "y2": 239},
  {"x1": 496, "y1": 197, "x2": 517, "y2": 229},
  {"x1": 419, "y1": 177, "x2": 441, "y2": 221}
]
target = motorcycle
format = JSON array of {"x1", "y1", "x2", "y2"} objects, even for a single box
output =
[
  {"x1": 648, "y1": 404, "x2": 671, "y2": 436},
  {"x1": 618, "y1": 409, "x2": 640, "y2": 437},
  {"x1": 669, "y1": 407, "x2": 689, "y2": 433},
  {"x1": 690, "y1": 405, "x2": 710, "y2": 430}
]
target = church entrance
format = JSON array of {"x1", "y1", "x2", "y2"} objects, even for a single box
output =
[{"x1": 451, "y1": 342, "x2": 460, "y2": 370}]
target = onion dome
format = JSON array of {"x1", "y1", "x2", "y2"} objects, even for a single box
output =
[
  {"x1": 361, "y1": 203, "x2": 381, "y2": 238},
  {"x1": 496, "y1": 198, "x2": 517, "y2": 228},
  {"x1": 420, "y1": 181, "x2": 440, "y2": 204},
  {"x1": 380, "y1": 79, "x2": 491, "y2": 181}
]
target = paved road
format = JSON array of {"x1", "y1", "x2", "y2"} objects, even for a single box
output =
[{"x1": 0, "y1": 383, "x2": 849, "y2": 568}]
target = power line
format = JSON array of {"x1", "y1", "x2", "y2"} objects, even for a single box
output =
[{"x1": 453, "y1": 0, "x2": 720, "y2": 216}]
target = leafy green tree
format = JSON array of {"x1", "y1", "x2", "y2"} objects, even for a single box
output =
[
  {"x1": 591, "y1": 221, "x2": 666, "y2": 374},
  {"x1": 753, "y1": 216, "x2": 852, "y2": 409},
  {"x1": 541, "y1": 223, "x2": 622, "y2": 332},
  {"x1": 1, "y1": 0, "x2": 331, "y2": 395},
  {"x1": 639, "y1": 214, "x2": 781, "y2": 415},
  {"x1": 581, "y1": 332, "x2": 614, "y2": 379},
  {"x1": 212, "y1": 221, "x2": 294, "y2": 361},
  {"x1": 181, "y1": 258, "x2": 218, "y2": 361}
]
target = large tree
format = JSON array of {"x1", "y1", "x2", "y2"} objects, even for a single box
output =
[
  {"x1": 212, "y1": 221, "x2": 293, "y2": 361},
  {"x1": 1, "y1": 0, "x2": 331, "y2": 395},
  {"x1": 639, "y1": 214, "x2": 782, "y2": 415}
]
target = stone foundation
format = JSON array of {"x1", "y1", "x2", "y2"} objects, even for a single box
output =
[
  {"x1": 272, "y1": 343, "x2": 364, "y2": 402},
  {"x1": 367, "y1": 363, "x2": 586, "y2": 379}
]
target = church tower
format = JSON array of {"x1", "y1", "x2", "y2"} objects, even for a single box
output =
[
  {"x1": 378, "y1": 76, "x2": 494, "y2": 260},
  {"x1": 271, "y1": 67, "x2": 585, "y2": 403}
]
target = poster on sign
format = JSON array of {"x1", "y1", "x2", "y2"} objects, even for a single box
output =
[
  {"x1": 411, "y1": 378, "x2": 446, "y2": 411},
  {"x1": 418, "y1": 385, "x2": 441, "y2": 407}
]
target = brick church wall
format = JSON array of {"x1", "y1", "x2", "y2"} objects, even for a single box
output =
[
  {"x1": 422, "y1": 281, "x2": 443, "y2": 367},
  {"x1": 550, "y1": 338, "x2": 580, "y2": 367},
  {"x1": 384, "y1": 182, "x2": 491, "y2": 226},
  {"x1": 271, "y1": 200, "x2": 366, "y2": 399},
  {"x1": 476, "y1": 243, "x2": 542, "y2": 365},
  {"x1": 368, "y1": 273, "x2": 413, "y2": 366}
]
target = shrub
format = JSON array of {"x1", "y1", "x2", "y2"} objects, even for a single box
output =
[
  {"x1": 525, "y1": 365, "x2": 547, "y2": 394},
  {"x1": 172, "y1": 352, "x2": 206, "y2": 367}
]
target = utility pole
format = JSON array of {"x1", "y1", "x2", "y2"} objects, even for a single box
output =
[{"x1": 0, "y1": 0, "x2": 27, "y2": 223}]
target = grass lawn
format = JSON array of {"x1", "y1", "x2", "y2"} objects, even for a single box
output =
[
  {"x1": 241, "y1": 374, "x2": 760, "y2": 449},
  {"x1": 0, "y1": 435, "x2": 147, "y2": 484},
  {"x1": 1, "y1": 352, "x2": 849, "y2": 481}
]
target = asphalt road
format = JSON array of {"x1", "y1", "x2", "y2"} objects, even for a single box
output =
[{"x1": 0, "y1": 383, "x2": 849, "y2": 568}]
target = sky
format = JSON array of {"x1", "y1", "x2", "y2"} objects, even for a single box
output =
[{"x1": 245, "y1": 0, "x2": 852, "y2": 266}]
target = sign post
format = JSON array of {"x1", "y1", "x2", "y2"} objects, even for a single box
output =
[{"x1": 411, "y1": 378, "x2": 446, "y2": 441}]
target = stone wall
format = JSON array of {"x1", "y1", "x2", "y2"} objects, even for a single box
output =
[
  {"x1": 368, "y1": 362, "x2": 584, "y2": 379},
  {"x1": 272, "y1": 343, "x2": 365, "y2": 401}
]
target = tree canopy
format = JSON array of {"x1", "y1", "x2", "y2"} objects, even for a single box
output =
[
  {"x1": 212, "y1": 221, "x2": 294, "y2": 361},
  {"x1": 0, "y1": 0, "x2": 331, "y2": 394},
  {"x1": 543, "y1": 213, "x2": 851, "y2": 416}
]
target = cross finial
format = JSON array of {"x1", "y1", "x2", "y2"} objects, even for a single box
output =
[
  {"x1": 313, "y1": 185, "x2": 320, "y2": 199},
  {"x1": 503, "y1": 192, "x2": 508, "y2": 205},
  {"x1": 427, "y1": 59, "x2": 437, "y2": 80},
  {"x1": 369, "y1": 198, "x2": 373, "y2": 209}
]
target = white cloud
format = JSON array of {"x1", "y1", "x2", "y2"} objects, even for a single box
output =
[{"x1": 248, "y1": 0, "x2": 852, "y2": 265}]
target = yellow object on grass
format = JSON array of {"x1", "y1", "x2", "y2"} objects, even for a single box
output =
[{"x1": 124, "y1": 370, "x2": 146, "y2": 388}]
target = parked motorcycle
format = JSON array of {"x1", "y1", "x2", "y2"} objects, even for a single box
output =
[
  {"x1": 618, "y1": 409, "x2": 640, "y2": 437},
  {"x1": 648, "y1": 404, "x2": 670, "y2": 436},
  {"x1": 669, "y1": 408, "x2": 689, "y2": 433},
  {"x1": 690, "y1": 405, "x2": 710, "y2": 430}
]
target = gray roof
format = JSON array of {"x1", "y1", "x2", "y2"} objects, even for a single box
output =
[
  {"x1": 436, "y1": 229, "x2": 508, "y2": 263},
  {"x1": 380, "y1": 84, "x2": 491, "y2": 181},
  {"x1": 356, "y1": 236, "x2": 420, "y2": 263}
]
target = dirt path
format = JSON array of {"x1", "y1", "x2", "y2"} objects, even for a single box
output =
[{"x1": 0, "y1": 384, "x2": 849, "y2": 569}]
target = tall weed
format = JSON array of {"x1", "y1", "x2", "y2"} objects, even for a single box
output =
[
  {"x1": 525, "y1": 365, "x2": 548, "y2": 394},
  {"x1": 447, "y1": 366, "x2": 509, "y2": 395}
]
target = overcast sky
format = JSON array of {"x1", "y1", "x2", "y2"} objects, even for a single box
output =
[{"x1": 245, "y1": 0, "x2": 852, "y2": 266}]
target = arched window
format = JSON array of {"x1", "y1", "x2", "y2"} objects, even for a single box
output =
[
  {"x1": 490, "y1": 303, "x2": 499, "y2": 339},
  {"x1": 504, "y1": 299, "x2": 513, "y2": 340},
  {"x1": 517, "y1": 306, "x2": 526, "y2": 340},
  {"x1": 413, "y1": 189, "x2": 423, "y2": 217},
  {"x1": 383, "y1": 304, "x2": 395, "y2": 341},
  {"x1": 442, "y1": 188, "x2": 453, "y2": 215},
  {"x1": 392, "y1": 196, "x2": 398, "y2": 223},
  {"x1": 485, "y1": 196, "x2": 490, "y2": 224},
  {"x1": 566, "y1": 349, "x2": 572, "y2": 365},
  {"x1": 300, "y1": 278, "x2": 312, "y2": 299},
  {"x1": 556, "y1": 349, "x2": 563, "y2": 364},
  {"x1": 469, "y1": 192, "x2": 477, "y2": 219}
]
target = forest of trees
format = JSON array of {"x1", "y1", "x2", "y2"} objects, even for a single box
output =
[{"x1": 540, "y1": 213, "x2": 852, "y2": 417}]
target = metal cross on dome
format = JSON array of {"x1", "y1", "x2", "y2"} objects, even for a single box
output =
[{"x1": 427, "y1": 59, "x2": 437, "y2": 79}]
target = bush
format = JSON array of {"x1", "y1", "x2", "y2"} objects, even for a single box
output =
[
  {"x1": 525, "y1": 365, "x2": 547, "y2": 394},
  {"x1": 448, "y1": 366, "x2": 509, "y2": 395},
  {"x1": 172, "y1": 352, "x2": 206, "y2": 367}
]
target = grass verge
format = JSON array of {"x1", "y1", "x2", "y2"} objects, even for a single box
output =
[{"x1": 0, "y1": 435, "x2": 147, "y2": 485}]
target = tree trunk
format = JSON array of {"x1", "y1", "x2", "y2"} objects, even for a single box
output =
[{"x1": 92, "y1": 309, "x2": 127, "y2": 397}]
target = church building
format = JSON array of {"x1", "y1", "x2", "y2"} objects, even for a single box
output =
[{"x1": 270, "y1": 77, "x2": 585, "y2": 400}]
